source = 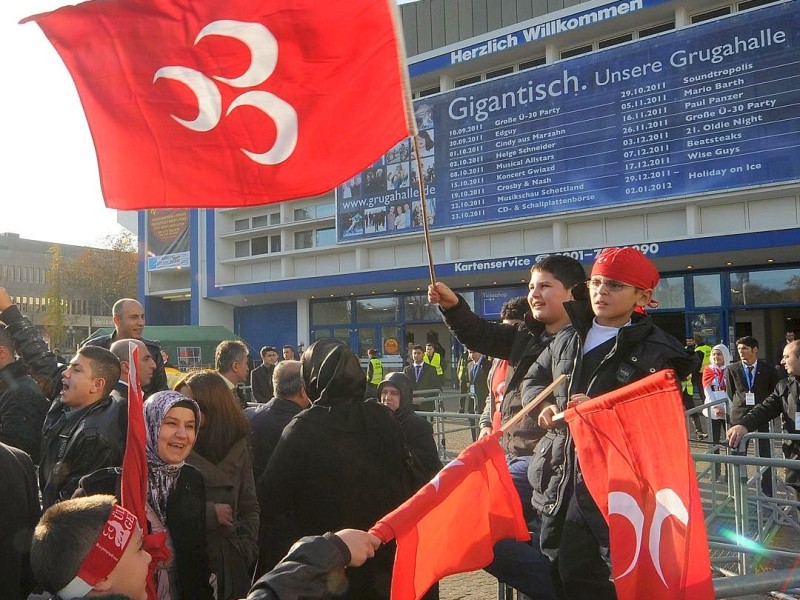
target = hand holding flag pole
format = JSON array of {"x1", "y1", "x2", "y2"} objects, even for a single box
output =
[{"x1": 499, "y1": 374, "x2": 566, "y2": 434}]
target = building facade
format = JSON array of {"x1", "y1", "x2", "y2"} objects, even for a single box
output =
[
  {"x1": 141, "y1": 0, "x2": 800, "y2": 378},
  {"x1": 0, "y1": 232, "x2": 117, "y2": 352}
]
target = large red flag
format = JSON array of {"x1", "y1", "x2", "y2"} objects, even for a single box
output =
[
  {"x1": 121, "y1": 342, "x2": 168, "y2": 600},
  {"x1": 564, "y1": 370, "x2": 714, "y2": 600},
  {"x1": 370, "y1": 432, "x2": 529, "y2": 600},
  {"x1": 22, "y1": 0, "x2": 415, "y2": 209}
]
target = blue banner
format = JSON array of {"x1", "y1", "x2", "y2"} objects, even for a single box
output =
[{"x1": 336, "y1": 2, "x2": 800, "y2": 243}]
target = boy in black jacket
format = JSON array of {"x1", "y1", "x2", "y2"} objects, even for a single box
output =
[{"x1": 521, "y1": 247, "x2": 697, "y2": 600}]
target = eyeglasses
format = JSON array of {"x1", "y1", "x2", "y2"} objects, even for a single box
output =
[{"x1": 586, "y1": 278, "x2": 635, "y2": 293}]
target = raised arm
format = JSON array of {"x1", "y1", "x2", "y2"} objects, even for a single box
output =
[
  {"x1": 0, "y1": 287, "x2": 64, "y2": 400},
  {"x1": 429, "y1": 282, "x2": 520, "y2": 360}
]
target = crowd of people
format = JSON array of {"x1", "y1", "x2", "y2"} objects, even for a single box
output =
[{"x1": 1, "y1": 245, "x2": 799, "y2": 600}]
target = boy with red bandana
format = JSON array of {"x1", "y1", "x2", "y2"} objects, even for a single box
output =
[{"x1": 521, "y1": 247, "x2": 698, "y2": 600}]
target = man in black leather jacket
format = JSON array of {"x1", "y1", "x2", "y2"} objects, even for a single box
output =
[
  {"x1": 0, "y1": 326, "x2": 50, "y2": 462},
  {"x1": 0, "y1": 287, "x2": 126, "y2": 509}
]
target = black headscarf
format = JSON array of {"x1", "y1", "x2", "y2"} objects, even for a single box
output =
[
  {"x1": 377, "y1": 371, "x2": 415, "y2": 421},
  {"x1": 300, "y1": 339, "x2": 366, "y2": 407}
]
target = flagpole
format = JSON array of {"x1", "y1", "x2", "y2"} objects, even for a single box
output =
[
  {"x1": 412, "y1": 134, "x2": 437, "y2": 288},
  {"x1": 500, "y1": 374, "x2": 567, "y2": 434}
]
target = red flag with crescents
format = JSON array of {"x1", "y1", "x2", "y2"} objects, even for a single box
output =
[
  {"x1": 370, "y1": 432, "x2": 529, "y2": 600},
  {"x1": 22, "y1": 0, "x2": 415, "y2": 209},
  {"x1": 564, "y1": 370, "x2": 714, "y2": 600},
  {"x1": 121, "y1": 342, "x2": 169, "y2": 600}
]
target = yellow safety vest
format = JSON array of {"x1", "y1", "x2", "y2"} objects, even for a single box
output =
[
  {"x1": 368, "y1": 358, "x2": 383, "y2": 384},
  {"x1": 424, "y1": 352, "x2": 443, "y2": 376}
]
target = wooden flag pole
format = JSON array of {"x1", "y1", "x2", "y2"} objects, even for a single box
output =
[
  {"x1": 412, "y1": 133, "x2": 437, "y2": 289},
  {"x1": 499, "y1": 374, "x2": 567, "y2": 434}
]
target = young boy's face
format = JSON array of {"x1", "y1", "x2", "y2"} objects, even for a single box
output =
[
  {"x1": 95, "y1": 527, "x2": 151, "y2": 600},
  {"x1": 588, "y1": 276, "x2": 652, "y2": 328},
  {"x1": 528, "y1": 270, "x2": 573, "y2": 333}
]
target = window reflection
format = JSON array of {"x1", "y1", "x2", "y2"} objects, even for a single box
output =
[
  {"x1": 731, "y1": 268, "x2": 800, "y2": 305},
  {"x1": 653, "y1": 276, "x2": 685, "y2": 309}
]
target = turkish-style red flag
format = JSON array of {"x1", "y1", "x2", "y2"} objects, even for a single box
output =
[
  {"x1": 564, "y1": 370, "x2": 714, "y2": 600},
  {"x1": 22, "y1": 0, "x2": 415, "y2": 209},
  {"x1": 370, "y1": 432, "x2": 529, "y2": 600},
  {"x1": 121, "y1": 343, "x2": 169, "y2": 600}
]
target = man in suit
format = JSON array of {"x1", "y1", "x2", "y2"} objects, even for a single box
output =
[
  {"x1": 726, "y1": 336, "x2": 780, "y2": 496},
  {"x1": 403, "y1": 344, "x2": 439, "y2": 411}
]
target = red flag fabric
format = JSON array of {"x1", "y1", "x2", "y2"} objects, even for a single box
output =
[
  {"x1": 370, "y1": 432, "x2": 529, "y2": 600},
  {"x1": 22, "y1": 0, "x2": 415, "y2": 209},
  {"x1": 121, "y1": 343, "x2": 169, "y2": 600},
  {"x1": 564, "y1": 370, "x2": 714, "y2": 600}
]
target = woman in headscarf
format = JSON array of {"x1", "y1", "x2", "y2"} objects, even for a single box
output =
[
  {"x1": 256, "y1": 339, "x2": 408, "y2": 599},
  {"x1": 702, "y1": 343, "x2": 733, "y2": 482},
  {"x1": 144, "y1": 390, "x2": 214, "y2": 600},
  {"x1": 377, "y1": 371, "x2": 442, "y2": 486},
  {"x1": 179, "y1": 370, "x2": 260, "y2": 600}
]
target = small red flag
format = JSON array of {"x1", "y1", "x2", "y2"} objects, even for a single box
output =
[
  {"x1": 564, "y1": 370, "x2": 714, "y2": 600},
  {"x1": 121, "y1": 342, "x2": 169, "y2": 600},
  {"x1": 370, "y1": 432, "x2": 529, "y2": 600},
  {"x1": 22, "y1": 0, "x2": 415, "y2": 209}
]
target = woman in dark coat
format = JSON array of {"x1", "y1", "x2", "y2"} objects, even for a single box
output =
[
  {"x1": 144, "y1": 391, "x2": 214, "y2": 600},
  {"x1": 377, "y1": 371, "x2": 443, "y2": 483},
  {"x1": 256, "y1": 339, "x2": 408, "y2": 599},
  {"x1": 180, "y1": 370, "x2": 260, "y2": 600}
]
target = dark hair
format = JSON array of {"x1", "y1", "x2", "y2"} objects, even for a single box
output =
[
  {"x1": 184, "y1": 370, "x2": 249, "y2": 464},
  {"x1": 417, "y1": 129, "x2": 434, "y2": 151},
  {"x1": 78, "y1": 345, "x2": 121, "y2": 398},
  {"x1": 500, "y1": 296, "x2": 530, "y2": 322},
  {"x1": 273, "y1": 360, "x2": 304, "y2": 398},
  {"x1": 531, "y1": 255, "x2": 588, "y2": 302},
  {"x1": 736, "y1": 336, "x2": 759, "y2": 350},
  {"x1": 31, "y1": 495, "x2": 117, "y2": 592},
  {"x1": 260, "y1": 346, "x2": 277, "y2": 356},
  {"x1": 215, "y1": 340, "x2": 248, "y2": 373},
  {"x1": 412, "y1": 345, "x2": 424, "y2": 352}
]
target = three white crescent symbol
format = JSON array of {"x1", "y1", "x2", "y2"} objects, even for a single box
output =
[
  {"x1": 608, "y1": 488, "x2": 689, "y2": 589},
  {"x1": 154, "y1": 20, "x2": 298, "y2": 164}
]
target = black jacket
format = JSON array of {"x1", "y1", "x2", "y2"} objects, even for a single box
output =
[
  {"x1": 378, "y1": 372, "x2": 443, "y2": 484},
  {"x1": 257, "y1": 340, "x2": 408, "y2": 599},
  {"x1": 740, "y1": 376, "x2": 800, "y2": 460},
  {"x1": 250, "y1": 363, "x2": 275, "y2": 403},
  {"x1": 440, "y1": 294, "x2": 553, "y2": 456},
  {"x1": 725, "y1": 358, "x2": 780, "y2": 426},
  {"x1": 246, "y1": 533, "x2": 352, "y2": 600},
  {"x1": 0, "y1": 304, "x2": 126, "y2": 508},
  {"x1": 403, "y1": 362, "x2": 440, "y2": 393},
  {"x1": 76, "y1": 464, "x2": 214, "y2": 600},
  {"x1": 521, "y1": 302, "x2": 697, "y2": 523},
  {"x1": 0, "y1": 443, "x2": 40, "y2": 600},
  {"x1": 248, "y1": 397, "x2": 304, "y2": 484},
  {"x1": 0, "y1": 360, "x2": 49, "y2": 462},
  {"x1": 83, "y1": 332, "x2": 169, "y2": 396}
]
